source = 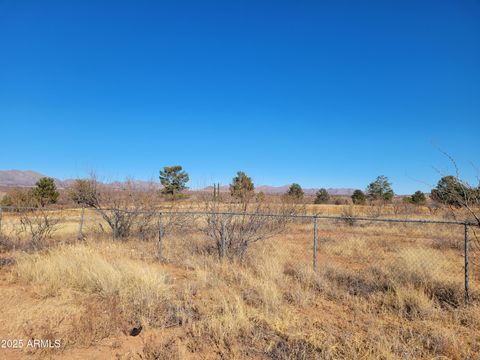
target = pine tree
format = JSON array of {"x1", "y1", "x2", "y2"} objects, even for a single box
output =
[
  {"x1": 314, "y1": 188, "x2": 330, "y2": 204},
  {"x1": 159, "y1": 166, "x2": 189, "y2": 198},
  {"x1": 230, "y1": 171, "x2": 255, "y2": 208},
  {"x1": 286, "y1": 183, "x2": 304, "y2": 201},
  {"x1": 351, "y1": 189, "x2": 366, "y2": 205},
  {"x1": 31, "y1": 177, "x2": 59, "y2": 207},
  {"x1": 366, "y1": 176, "x2": 394, "y2": 203}
]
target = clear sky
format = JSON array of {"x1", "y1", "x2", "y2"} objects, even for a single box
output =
[{"x1": 1, "y1": 0, "x2": 479, "y2": 194}]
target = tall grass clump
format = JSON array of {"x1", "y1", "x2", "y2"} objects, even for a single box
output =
[{"x1": 15, "y1": 243, "x2": 171, "y2": 325}]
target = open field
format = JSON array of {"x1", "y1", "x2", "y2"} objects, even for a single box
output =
[
  {"x1": 0, "y1": 204, "x2": 479, "y2": 359},
  {"x1": 3, "y1": 0, "x2": 479, "y2": 358}
]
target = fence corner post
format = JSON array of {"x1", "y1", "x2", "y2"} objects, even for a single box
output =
[
  {"x1": 313, "y1": 216, "x2": 317, "y2": 272},
  {"x1": 464, "y1": 222, "x2": 469, "y2": 304}
]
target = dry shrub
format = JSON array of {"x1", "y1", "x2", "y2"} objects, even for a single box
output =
[
  {"x1": 91, "y1": 180, "x2": 160, "y2": 239},
  {"x1": 203, "y1": 202, "x2": 296, "y2": 260},
  {"x1": 15, "y1": 243, "x2": 171, "y2": 326},
  {"x1": 15, "y1": 209, "x2": 60, "y2": 250}
]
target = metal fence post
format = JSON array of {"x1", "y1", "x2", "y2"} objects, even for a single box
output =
[
  {"x1": 464, "y1": 223, "x2": 469, "y2": 304},
  {"x1": 220, "y1": 215, "x2": 225, "y2": 259},
  {"x1": 77, "y1": 205, "x2": 85, "y2": 240},
  {"x1": 313, "y1": 216, "x2": 317, "y2": 272},
  {"x1": 158, "y1": 212, "x2": 164, "y2": 261}
]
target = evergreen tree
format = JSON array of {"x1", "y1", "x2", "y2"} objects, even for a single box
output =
[
  {"x1": 410, "y1": 190, "x2": 427, "y2": 205},
  {"x1": 314, "y1": 188, "x2": 330, "y2": 204},
  {"x1": 351, "y1": 189, "x2": 366, "y2": 205},
  {"x1": 286, "y1": 183, "x2": 304, "y2": 201},
  {"x1": 366, "y1": 176, "x2": 394, "y2": 203},
  {"x1": 159, "y1": 165, "x2": 189, "y2": 198},
  {"x1": 230, "y1": 171, "x2": 255, "y2": 207},
  {"x1": 430, "y1": 176, "x2": 475, "y2": 207},
  {"x1": 31, "y1": 177, "x2": 59, "y2": 207}
]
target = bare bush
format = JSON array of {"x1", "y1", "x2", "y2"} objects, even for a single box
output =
[
  {"x1": 97, "y1": 208, "x2": 142, "y2": 239},
  {"x1": 90, "y1": 180, "x2": 160, "y2": 239},
  {"x1": 202, "y1": 202, "x2": 296, "y2": 260},
  {"x1": 17, "y1": 209, "x2": 60, "y2": 250},
  {"x1": 136, "y1": 209, "x2": 158, "y2": 241},
  {"x1": 0, "y1": 187, "x2": 38, "y2": 208}
]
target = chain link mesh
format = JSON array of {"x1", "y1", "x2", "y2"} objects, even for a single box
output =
[{"x1": 0, "y1": 206, "x2": 477, "y2": 303}]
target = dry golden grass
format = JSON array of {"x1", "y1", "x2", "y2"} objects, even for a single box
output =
[
  {"x1": 16, "y1": 243, "x2": 171, "y2": 325},
  {"x1": 0, "y1": 204, "x2": 479, "y2": 359}
]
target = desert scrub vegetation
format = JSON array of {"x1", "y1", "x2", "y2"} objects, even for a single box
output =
[
  {"x1": 0, "y1": 208, "x2": 62, "y2": 251},
  {"x1": 202, "y1": 202, "x2": 296, "y2": 260},
  {"x1": 4, "y1": 233, "x2": 479, "y2": 359},
  {"x1": 1, "y1": 202, "x2": 478, "y2": 359}
]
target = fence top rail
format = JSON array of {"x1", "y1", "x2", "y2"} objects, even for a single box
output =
[
  {"x1": 1, "y1": 206, "x2": 475, "y2": 226},
  {"x1": 152, "y1": 210, "x2": 474, "y2": 226}
]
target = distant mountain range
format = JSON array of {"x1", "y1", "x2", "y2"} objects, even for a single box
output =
[
  {"x1": 0, "y1": 170, "x2": 159, "y2": 190},
  {"x1": 0, "y1": 170, "x2": 355, "y2": 195},
  {"x1": 0, "y1": 170, "x2": 47, "y2": 187}
]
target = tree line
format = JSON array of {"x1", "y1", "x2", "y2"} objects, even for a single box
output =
[{"x1": 1, "y1": 166, "x2": 479, "y2": 210}]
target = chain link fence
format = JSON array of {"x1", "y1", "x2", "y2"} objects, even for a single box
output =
[{"x1": 0, "y1": 206, "x2": 478, "y2": 304}]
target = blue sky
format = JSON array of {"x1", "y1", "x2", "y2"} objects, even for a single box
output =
[{"x1": 1, "y1": 0, "x2": 479, "y2": 194}]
